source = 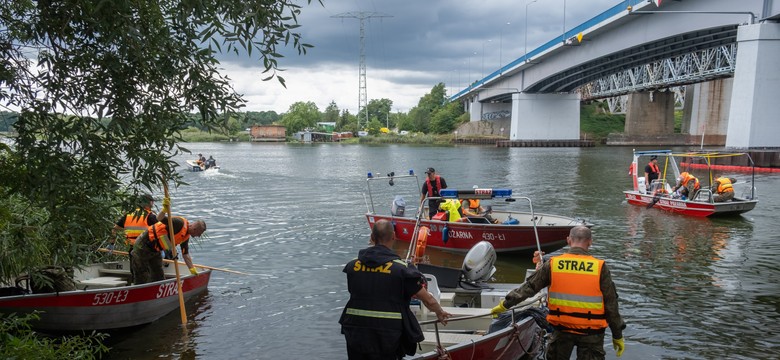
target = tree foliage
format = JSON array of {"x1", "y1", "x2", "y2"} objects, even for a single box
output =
[
  {"x1": 0, "y1": 0, "x2": 320, "y2": 277},
  {"x1": 1, "y1": 312, "x2": 109, "y2": 359},
  {"x1": 280, "y1": 101, "x2": 320, "y2": 134}
]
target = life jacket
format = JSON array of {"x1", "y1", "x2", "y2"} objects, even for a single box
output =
[
  {"x1": 424, "y1": 176, "x2": 443, "y2": 197},
  {"x1": 340, "y1": 255, "x2": 423, "y2": 354},
  {"x1": 147, "y1": 217, "x2": 189, "y2": 252},
  {"x1": 716, "y1": 177, "x2": 733, "y2": 193},
  {"x1": 647, "y1": 162, "x2": 660, "y2": 175},
  {"x1": 679, "y1": 172, "x2": 700, "y2": 190},
  {"x1": 439, "y1": 199, "x2": 462, "y2": 222},
  {"x1": 123, "y1": 208, "x2": 153, "y2": 245},
  {"x1": 547, "y1": 253, "x2": 608, "y2": 334}
]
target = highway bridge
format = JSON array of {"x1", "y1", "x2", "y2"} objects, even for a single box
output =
[{"x1": 452, "y1": 0, "x2": 780, "y2": 149}]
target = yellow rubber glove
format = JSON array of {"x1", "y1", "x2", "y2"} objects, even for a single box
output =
[
  {"x1": 189, "y1": 267, "x2": 198, "y2": 275},
  {"x1": 162, "y1": 197, "x2": 171, "y2": 214},
  {"x1": 612, "y1": 337, "x2": 625, "y2": 357},
  {"x1": 490, "y1": 300, "x2": 508, "y2": 318}
]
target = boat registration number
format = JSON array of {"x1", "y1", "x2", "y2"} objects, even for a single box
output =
[
  {"x1": 481, "y1": 233, "x2": 506, "y2": 241},
  {"x1": 92, "y1": 290, "x2": 129, "y2": 306}
]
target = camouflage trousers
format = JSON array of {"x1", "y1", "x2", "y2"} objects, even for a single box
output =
[
  {"x1": 713, "y1": 190, "x2": 734, "y2": 202},
  {"x1": 131, "y1": 244, "x2": 164, "y2": 285},
  {"x1": 546, "y1": 330, "x2": 606, "y2": 360}
]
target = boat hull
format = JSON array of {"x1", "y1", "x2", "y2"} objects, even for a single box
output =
[
  {"x1": 367, "y1": 212, "x2": 587, "y2": 253},
  {"x1": 0, "y1": 265, "x2": 211, "y2": 331},
  {"x1": 186, "y1": 160, "x2": 203, "y2": 172},
  {"x1": 410, "y1": 313, "x2": 544, "y2": 360},
  {"x1": 624, "y1": 191, "x2": 758, "y2": 217}
]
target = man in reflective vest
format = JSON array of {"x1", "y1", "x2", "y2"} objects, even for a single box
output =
[
  {"x1": 491, "y1": 226, "x2": 626, "y2": 359},
  {"x1": 340, "y1": 219, "x2": 451, "y2": 359},
  {"x1": 644, "y1": 155, "x2": 661, "y2": 194},
  {"x1": 420, "y1": 167, "x2": 447, "y2": 219},
  {"x1": 131, "y1": 212, "x2": 207, "y2": 284},
  {"x1": 112, "y1": 194, "x2": 157, "y2": 246},
  {"x1": 711, "y1": 176, "x2": 736, "y2": 202},
  {"x1": 672, "y1": 172, "x2": 700, "y2": 201}
]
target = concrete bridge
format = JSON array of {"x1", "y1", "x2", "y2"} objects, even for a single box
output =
[{"x1": 452, "y1": 0, "x2": 780, "y2": 149}]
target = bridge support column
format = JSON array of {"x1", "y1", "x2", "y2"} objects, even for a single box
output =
[
  {"x1": 682, "y1": 78, "x2": 732, "y2": 136},
  {"x1": 624, "y1": 91, "x2": 674, "y2": 135},
  {"x1": 509, "y1": 93, "x2": 579, "y2": 141},
  {"x1": 726, "y1": 23, "x2": 780, "y2": 149}
]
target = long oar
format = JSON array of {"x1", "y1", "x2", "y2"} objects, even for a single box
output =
[
  {"x1": 97, "y1": 248, "x2": 248, "y2": 275},
  {"x1": 161, "y1": 174, "x2": 188, "y2": 326}
]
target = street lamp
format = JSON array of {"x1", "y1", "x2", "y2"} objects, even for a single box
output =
[
  {"x1": 481, "y1": 39, "x2": 492, "y2": 78},
  {"x1": 500, "y1": 21, "x2": 510, "y2": 68},
  {"x1": 524, "y1": 0, "x2": 538, "y2": 63}
]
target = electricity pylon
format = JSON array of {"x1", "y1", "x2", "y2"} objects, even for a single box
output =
[{"x1": 332, "y1": 11, "x2": 392, "y2": 131}]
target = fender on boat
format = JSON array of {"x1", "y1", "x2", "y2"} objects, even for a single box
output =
[{"x1": 414, "y1": 226, "x2": 429, "y2": 261}]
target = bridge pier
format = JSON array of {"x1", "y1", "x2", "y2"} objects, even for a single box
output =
[
  {"x1": 509, "y1": 93, "x2": 580, "y2": 141},
  {"x1": 624, "y1": 91, "x2": 675, "y2": 136},
  {"x1": 682, "y1": 78, "x2": 732, "y2": 140},
  {"x1": 726, "y1": 22, "x2": 780, "y2": 149}
]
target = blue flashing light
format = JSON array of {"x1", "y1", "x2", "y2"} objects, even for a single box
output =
[
  {"x1": 367, "y1": 172, "x2": 373, "y2": 178},
  {"x1": 492, "y1": 189, "x2": 512, "y2": 198},
  {"x1": 440, "y1": 189, "x2": 458, "y2": 198},
  {"x1": 409, "y1": 169, "x2": 414, "y2": 175}
]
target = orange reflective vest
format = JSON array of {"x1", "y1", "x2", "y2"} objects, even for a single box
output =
[
  {"x1": 123, "y1": 209, "x2": 153, "y2": 245},
  {"x1": 147, "y1": 217, "x2": 189, "y2": 252},
  {"x1": 679, "y1": 172, "x2": 700, "y2": 190},
  {"x1": 716, "y1": 177, "x2": 733, "y2": 193},
  {"x1": 547, "y1": 253, "x2": 608, "y2": 333}
]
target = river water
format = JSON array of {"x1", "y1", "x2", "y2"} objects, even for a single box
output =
[{"x1": 106, "y1": 143, "x2": 780, "y2": 360}]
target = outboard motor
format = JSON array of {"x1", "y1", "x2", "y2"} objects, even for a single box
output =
[{"x1": 462, "y1": 241, "x2": 497, "y2": 283}]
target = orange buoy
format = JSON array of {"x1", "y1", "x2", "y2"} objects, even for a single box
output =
[{"x1": 414, "y1": 226, "x2": 429, "y2": 262}]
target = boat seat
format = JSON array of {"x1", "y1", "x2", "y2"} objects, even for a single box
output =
[
  {"x1": 98, "y1": 268, "x2": 132, "y2": 278},
  {"x1": 76, "y1": 276, "x2": 127, "y2": 290}
]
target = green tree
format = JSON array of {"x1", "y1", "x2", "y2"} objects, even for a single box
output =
[
  {"x1": 245, "y1": 111, "x2": 281, "y2": 126},
  {"x1": 0, "y1": 0, "x2": 320, "y2": 284},
  {"x1": 280, "y1": 101, "x2": 320, "y2": 134},
  {"x1": 365, "y1": 98, "x2": 393, "y2": 127},
  {"x1": 323, "y1": 101, "x2": 340, "y2": 124},
  {"x1": 366, "y1": 118, "x2": 383, "y2": 136},
  {"x1": 404, "y1": 83, "x2": 448, "y2": 133},
  {"x1": 429, "y1": 101, "x2": 465, "y2": 134},
  {"x1": 337, "y1": 109, "x2": 357, "y2": 133}
]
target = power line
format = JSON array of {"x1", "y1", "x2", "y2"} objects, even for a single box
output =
[{"x1": 331, "y1": 11, "x2": 392, "y2": 131}]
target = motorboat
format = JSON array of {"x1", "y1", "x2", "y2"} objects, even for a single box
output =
[
  {"x1": 186, "y1": 159, "x2": 220, "y2": 173},
  {"x1": 364, "y1": 171, "x2": 591, "y2": 254},
  {"x1": 0, "y1": 261, "x2": 210, "y2": 331},
  {"x1": 625, "y1": 149, "x2": 758, "y2": 216},
  {"x1": 408, "y1": 241, "x2": 548, "y2": 359}
]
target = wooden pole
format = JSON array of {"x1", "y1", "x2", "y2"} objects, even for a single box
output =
[
  {"x1": 97, "y1": 248, "x2": 248, "y2": 275},
  {"x1": 161, "y1": 174, "x2": 188, "y2": 325}
]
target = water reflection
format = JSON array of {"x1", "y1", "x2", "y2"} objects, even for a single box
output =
[{"x1": 103, "y1": 143, "x2": 779, "y2": 360}]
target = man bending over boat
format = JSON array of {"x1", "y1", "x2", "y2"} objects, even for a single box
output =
[
  {"x1": 491, "y1": 226, "x2": 626, "y2": 359},
  {"x1": 711, "y1": 176, "x2": 737, "y2": 202},
  {"x1": 671, "y1": 172, "x2": 700, "y2": 201},
  {"x1": 131, "y1": 201, "x2": 207, "y2": 284},
  {"x1": 340, "y1": 219, "x2": 451, "y2": 359}
]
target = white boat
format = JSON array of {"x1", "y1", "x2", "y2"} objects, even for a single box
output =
[{"x1": 186, "y1": 159, "x2": 220, "y2": 173}]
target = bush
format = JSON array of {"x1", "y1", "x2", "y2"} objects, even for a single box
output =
[{"x1": 0, "y1": 312, "x2": 109, "y2": 359}]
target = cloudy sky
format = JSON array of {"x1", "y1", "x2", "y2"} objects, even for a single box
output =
[{"x1": 222, "y1": 0, "x2": 626, "y2": 114}]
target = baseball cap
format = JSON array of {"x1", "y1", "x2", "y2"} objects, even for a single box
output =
[
  {"x1": 425, "y1": 167, "x2": 435, "y2": 174},
  {"x1": 650, "y1": 155, "x2": 658, "y2": 160}
]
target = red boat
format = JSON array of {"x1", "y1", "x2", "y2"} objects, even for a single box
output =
[
  {"x1": 625, "y1": 150, "x2": 759, "y2": 217},
  {"x1": 0, "y1": 261, "x2": 210, "y2": 331},
  {"x1": 364, "y1": 172, "x2": 590, "y2": 254}
]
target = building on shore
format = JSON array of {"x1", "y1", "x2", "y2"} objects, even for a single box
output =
[{"x1": 250, "y1": 125, "x2": 286, "y2": 142}]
